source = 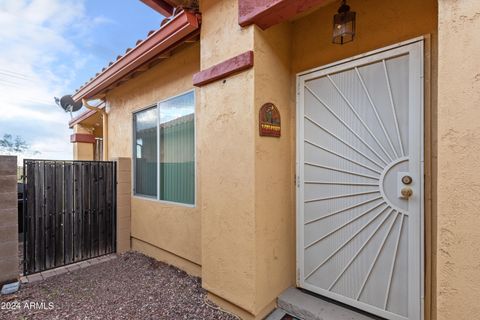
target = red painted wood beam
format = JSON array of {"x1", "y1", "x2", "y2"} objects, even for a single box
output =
[
  {"x1": 140, "y1": 0, "x2": 174, "y2": 16},
  {"x1": 70, "y1": 133, "x2": 96, "y2": 144},
  {"x1": 239, "y1": 0, "x2": 328, "y2": 30},
  {"x1": 193, "y1": 51, "x2": 254, "y2": 87},
  {"x1": 73, "y1": 11, "x2": 200, "y2": 101}
]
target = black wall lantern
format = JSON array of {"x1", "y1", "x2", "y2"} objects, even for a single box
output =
[{"x1": 332, "y1": 0, "x2": 356, "y2": 45}]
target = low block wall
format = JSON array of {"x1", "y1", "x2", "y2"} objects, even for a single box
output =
[
  {"x1": 0, "y1": 155, "x2": 18, "y2": 285},
  {"x1": 115, "y1": 157, "x2": 131, "y2": 253}
]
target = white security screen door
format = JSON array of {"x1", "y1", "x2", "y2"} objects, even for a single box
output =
[{"x1": 296, "y1": 40, "x2": 423, "y2": 320}]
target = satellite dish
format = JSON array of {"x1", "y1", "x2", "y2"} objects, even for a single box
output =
[{"x1": 54, "y1": 95, "x2": 83, "y2": 118}]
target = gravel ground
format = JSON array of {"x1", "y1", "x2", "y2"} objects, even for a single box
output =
[{"x1": 0, "y1": 252, "x2": 239, "y2": 320}]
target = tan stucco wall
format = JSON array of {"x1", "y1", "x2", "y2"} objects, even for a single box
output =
[
  {"x1": 73, "y1": 143, "x2": 94, "y2": 161},
  {"x1": 253, "y1": 23, "x2": 296, "y2": 314},
  {"x1": 72, "y1": 124, "x2": 94, "y2": 160},
  {"x1": 199, "y1": 0, "x2": 253, "y2": 69},
  {"x1": 106, "y1": 42, "x2": 202, "y2": 270},
  {"x1": 199, "y1": 0, "x2": 258, "y2": 314},
  {"x1": 291, "y1": 0, "x2": 437, "y2": 74},
  {"x1": 247, "y1": 0, "x2": 438, "y2": 317},
  {"x1": 95, "y1": 0, "x2": 441, "y2": 319},
  {"x1": 437, "y1": 1, "x2": 480, "y2": 319},
  {"x1": 197, "y1": 0, "x2": 438, "y2": 318}
]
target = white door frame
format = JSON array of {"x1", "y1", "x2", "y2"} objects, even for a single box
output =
[{"x1": 296, "y1": 37, "x2": 424, "y2": 320}]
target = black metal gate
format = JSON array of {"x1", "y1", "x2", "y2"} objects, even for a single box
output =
[{"x1": 23, "y1": 160, "x2": 117, "y2": 275}]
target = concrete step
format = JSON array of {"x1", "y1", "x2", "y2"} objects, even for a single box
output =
[
  {"x1": 276, "y1": 287, "x2": 378, "y2": 320},
  {"x1": 265, "y1": 308, "x2": 289, "y2": 320}
]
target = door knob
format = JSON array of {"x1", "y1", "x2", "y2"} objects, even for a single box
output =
[{"x1": 401, "y1": 187, "x2": 413, "y2": 199}]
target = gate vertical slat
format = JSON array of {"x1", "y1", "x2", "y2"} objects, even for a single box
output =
[
  {"x1": 33, "y1": 162, "x2": 45, "y2": 272},
  {"x1": 25, "y1": 162, "x2": 36, "y2": 274},
  {"x1": 64, "y1": 163, "x2": 74, "y2": 264},
  {"x1": 81, "y1": 163, "x2": 86, "y2": 260},
  {"x1": 73, "y1": 162, "x2": 82, "y2": 261},
  {"x1": 113, "y1": 162, "x2": 117, "y2": 252},
  {"x1": 44, "y1": 162, "x2": 55, "y2": 270},
  {"x1": 23, "y1": 160, "x2": 117, "y2": 275},
  {"x1": 82, "y1": 163, "x2": 90, "y2": 259},
  {"x1": 54, "y1": 163, "x2": 64, "y2": 267},
  {"x1": 98, "y1": 163, "x2": 106, "y2": 255},
  {"x1": 105, "y1": 163, "x2": 113, "y2": 252},
  {"x1": 97, "y1": 163, "x2": 102, "y2": 255},
  {"x1": 88, "y1": 163, "x2": 93, "y2": 259},
  {"x1": 91, "y1": 163, "x2": 99, "y2": 256}
]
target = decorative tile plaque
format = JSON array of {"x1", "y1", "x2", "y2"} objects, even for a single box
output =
[{"x1": 259, "y1": 103, "x2": 281, "y2": 137}]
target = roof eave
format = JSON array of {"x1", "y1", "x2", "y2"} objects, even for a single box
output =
[
  {"x1": 72, "y1": 10, "x2": 200, "y2": 102},
  {"x1": 140, "y1": 0, "x2": 174, "y2": 16},
  {"x1": 68, "y1": 103, "x2": 105, "y2": 128}
]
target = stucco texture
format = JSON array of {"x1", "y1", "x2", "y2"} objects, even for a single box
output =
[
  {"x1": 291, "y1": 0, "x2": 437, "y2": 74},
  {"x1": 199, "y1": 0, "x2": 438, "y2": 318},
  {"x1": 437, "y1": 1, "x2": 480, "y2": 319},
  {"x1": 106, "y1": 42, "x2": 202, "y2": 270},
  {"x1": 253, "y1": 22, "x2": 296, "y2": 315},
  {"x1": 72, "y1": 124, "x2": 95, "y2": 160},
  {"x1": 199, "y1": 0, "x2": 258, "y2": 314},
  {"x1": 199, "y1": 0, "x2": 253, "y2": 69},
  {"x1": 248, "y1": 0, "x2": 437, "y2": 317},
  {"x1": 93, "y1": 0, "x2": 443, "y2": 318}
]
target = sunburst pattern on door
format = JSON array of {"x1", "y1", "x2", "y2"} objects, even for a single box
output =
[{"x1": 298, "y1": 43, "x2": 423, "y2": 320}]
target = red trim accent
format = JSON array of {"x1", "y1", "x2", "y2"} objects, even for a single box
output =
[
  {"x1": 239, "y1": 0, "x2": 327, "y2": 30},
  {"x1": 73, "y1": 11, "x2": 200, "y2": 101},
  {"x1": 140, "y1": 0, "x2": 174, "y2": 16},
  {"x1": 70, "y1": 133, "x2": 96, "y2": 144},
  {"x1": 192, "y1": 51, "x2": 254, "y2": 87}
]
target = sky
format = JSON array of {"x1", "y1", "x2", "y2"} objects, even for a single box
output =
[{"x1": 0, "y1": 0, "x2": 163, "y2": 163}]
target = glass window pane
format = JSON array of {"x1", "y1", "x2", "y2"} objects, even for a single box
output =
[
  {"x1": 159, "y1": 91, "x2": 195, "y2": 205},
  {"x1": 134, "y1": 107, "x2": 158, "y2": 197}
]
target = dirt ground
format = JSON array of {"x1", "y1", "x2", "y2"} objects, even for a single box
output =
[{"x1": 0, "y1": 251, "x2": 239, "y2": 320}]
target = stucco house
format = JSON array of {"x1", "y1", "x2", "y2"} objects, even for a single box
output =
[{"x1": 67, "y1": 0, "x2": 480, "y2": 319}]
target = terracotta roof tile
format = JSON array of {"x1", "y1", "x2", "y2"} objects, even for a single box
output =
[{"x1": 72, "y1": 10, "x2": 201, "y2": 100}]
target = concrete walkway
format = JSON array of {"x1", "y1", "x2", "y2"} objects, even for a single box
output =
[{"x1": 20, "y1": 254, "x2": 117, "y2": 284}]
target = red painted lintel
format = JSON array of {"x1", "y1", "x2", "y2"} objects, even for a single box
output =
[
  {"x1": 70, "y1": 133, "x2": 96, "y2": 144},
  {"x1": 238, "y1": 0, "x2": 328, "y2": 30},
  {"x1": 192, "y1": 51, "x2": 254, "y2": 87}
]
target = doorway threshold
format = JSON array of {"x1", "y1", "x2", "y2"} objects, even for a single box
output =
[{"x1": 267, "y1": 287, "x2": 381, "y2": 320}]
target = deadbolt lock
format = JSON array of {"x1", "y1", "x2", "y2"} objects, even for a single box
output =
[
  {"x1": 401, "y1": 175, "x2": 413, "y2": 185},
  {"x1": 401, "y1": 187, "x2": 413, "y2": 199}
]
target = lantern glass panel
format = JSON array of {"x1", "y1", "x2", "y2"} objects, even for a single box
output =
[{"x1": 332, "y1": 11, "x2": 356, "y2": 44}]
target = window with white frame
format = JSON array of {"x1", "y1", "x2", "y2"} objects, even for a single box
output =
[{"x1": 133, "y1": 91, "x2": 195, "y2": 205}]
